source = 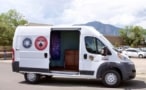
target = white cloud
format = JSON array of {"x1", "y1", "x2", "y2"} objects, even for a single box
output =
[
  {"x1": 0, "y1": 0, "x2": 70, "y2": 24},
  {"x1": 59, "y1": 0, "x2": 146, "y2": 28},
  {"x1": 1, "y1": 0, "x2": 146, "y2": 28}
]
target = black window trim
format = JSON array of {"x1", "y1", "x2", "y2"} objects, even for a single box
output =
[{"x1": 85, "y1": 36, "x2": 104, "y2": 54}]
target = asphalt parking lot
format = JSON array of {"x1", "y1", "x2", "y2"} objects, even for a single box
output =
[
  {"x1": 0, "y1": 58, "x2": 146, "y2": 90},
  {"x1": 131, "y1": 58, "x2": 146, "y2": 80}
]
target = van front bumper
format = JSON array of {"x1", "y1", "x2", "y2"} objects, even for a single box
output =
[
  {"x1": 121, "y1": 62, "x2": 136, "y2": 80},
  {"x1": 12, "y1": 61, "x2": 19, "y2": 72}
]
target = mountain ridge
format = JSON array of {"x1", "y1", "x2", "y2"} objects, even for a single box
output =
[{"x1": 75, "y1": 21, "x2": 121, "y2": 36}]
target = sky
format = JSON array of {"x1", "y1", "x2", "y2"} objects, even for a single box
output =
[{"x1": 0, "y1": 0, "x2": 146, "y2": 28}]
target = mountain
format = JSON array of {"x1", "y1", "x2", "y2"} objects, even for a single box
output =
[{"x1": 75, "y1": 21, "x2": 121, "y2": 36}]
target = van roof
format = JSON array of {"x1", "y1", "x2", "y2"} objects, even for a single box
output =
[{"x1": 15, "y1": 25, "x2": 102, "y2": 36}]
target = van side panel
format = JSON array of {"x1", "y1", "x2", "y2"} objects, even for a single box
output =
[{"x1": 13, "y1": 27, "x2": 51, "y2": 72}]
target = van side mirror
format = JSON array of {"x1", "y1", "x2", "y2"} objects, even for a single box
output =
[{"x1": 101, "y1": 47, "x2": 111, "y2": 56}]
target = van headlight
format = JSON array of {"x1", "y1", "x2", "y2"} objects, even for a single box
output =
[
  {"x1": 118, "y1": 53, "x2": 134, "y2": 65},
  {"x1": 118, "y1": 53, "x2": 128, "y2": 60}
]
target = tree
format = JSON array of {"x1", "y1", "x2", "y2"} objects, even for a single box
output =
[
  {"x1": 0, "y1": 23, "x2": 9, "y2": 45},
  {"x1": 119, "y1": 26, "x2": 144, "y2": 47},
  {"x1": 0, "y1": 9, "x2": 28, "y2": 45}
]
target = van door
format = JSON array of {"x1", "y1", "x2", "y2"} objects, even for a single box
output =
[
  {"x1": 80, "y1": 35, "x2": 105, "y2": 75},
  {"x1": 18, "y1": 35, "x2": 50, "y2": 72}
]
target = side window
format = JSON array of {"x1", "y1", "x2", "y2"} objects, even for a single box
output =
[
  {"x1": 96, "y1": 38, "x2": 106, "y2": 54},
  {"x1": 133, "y1": 50, "x2": 137, "y2": 52},
  {"x1": 85, "y1": 37, "x2": 97, "y2": 53},
  {"x1": 85, "y1": 36, "x2": 111, "y2": 55},
  {"x1": 127, "y1": 50, "x2": 136, "y2": 52}
]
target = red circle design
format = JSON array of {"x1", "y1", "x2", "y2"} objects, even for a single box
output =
[{"x1": 35, "y1": 36, "x2": 48, "y2": 50}]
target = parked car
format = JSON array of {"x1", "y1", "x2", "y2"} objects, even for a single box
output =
[
  {"x1": 115, "y1": 46, "x2": 130, "y2": 53},
  {"x1": 122, "y1": 46, "x2": 130, "y2": 50},
  {"x1": 122, "y1": 48, "x2": 146, "y2": 58},
  {"x1": 115, "y1": 47, "x2": 123, "y2": 53},
  {"x1": 139, "y1": 47, "x2": 146, "y2": 52}
]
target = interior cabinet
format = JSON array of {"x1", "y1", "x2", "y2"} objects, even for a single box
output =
[{"x1": 65, "y1": 50, "x2": 79, "y2": 71}]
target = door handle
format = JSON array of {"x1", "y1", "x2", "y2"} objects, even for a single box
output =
[
  {"x1": 84, "y1": 54, "x2": 87, "y2": 59},
  {"x1": 44, "y1": 53, "x2": 48, "y2": 58}
]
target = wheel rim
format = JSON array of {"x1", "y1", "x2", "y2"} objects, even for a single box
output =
[
  {"x1": 27, "y1": 73, "x2": 37, "y2": 82},
  {"x1": 139, "y1": 55, "x2": 143, "y2": 58},
  {"x1": 105, "y1": 73, "x2": 117, "y2": 85}
]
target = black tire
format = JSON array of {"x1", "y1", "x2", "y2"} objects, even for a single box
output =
[
  {"x1": 102, "y1": 70, "x2": 121, "y2": 87},
  {"x1": 45, "y1": 75, "x2": 53, "y2": 79},
  {"x1": 24, "y1": 73, "x2": 40, "y2": 84},
  {"x1": 138, "y1": 54, "x2": 143, "y2": 58}
]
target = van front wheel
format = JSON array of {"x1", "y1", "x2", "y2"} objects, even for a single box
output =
[
  {"x1": 24, "y1": 73, "x2": 40, "y2": 84},
  {"x1": 102, "y1": 70, "x2": 121, "y2": 87}
]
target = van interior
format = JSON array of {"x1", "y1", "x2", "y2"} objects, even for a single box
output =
[{"x1": 49, "y1": 31, "x2": 80, "y2": 71}]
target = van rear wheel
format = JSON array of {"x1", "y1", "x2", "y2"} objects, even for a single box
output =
[
  {"x1": 102, "y1": 70, "x2": 121, "y2": 87},
  {"x1": 24, "y1": 73, "x2": 40, "y2": 84}
]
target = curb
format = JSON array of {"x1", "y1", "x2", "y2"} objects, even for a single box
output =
[{"x1": 0, "y1": 60, "x2": 12, "y2": 63}]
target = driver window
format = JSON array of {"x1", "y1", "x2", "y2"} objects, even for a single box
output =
[
  {"x1": 85, "y1": 37, "x2": 97, "y2": 53},
  {"x1": 85, "y1": 36, "x2": 111, "y2": 55},
  {"x1": 96, "y1": 38, "x2": 106, "y2": 54}
]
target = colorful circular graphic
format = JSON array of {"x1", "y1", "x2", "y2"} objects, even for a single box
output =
[
  {"x1": 35, "y1": 36, "x2": 48, "y2": 50},
  {"x1": 23, "y1": 38, "x2": 32, "y2": 48}
]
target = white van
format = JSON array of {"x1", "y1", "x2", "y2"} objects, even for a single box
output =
[{"x1": 12, "y1": 26, "x2": 136, "y2": 87}]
